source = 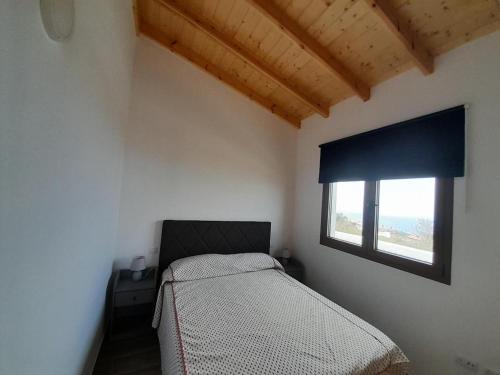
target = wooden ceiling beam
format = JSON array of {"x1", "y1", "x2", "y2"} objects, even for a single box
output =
[
  {"x1": 157, "y1": 0, "x2": 330, "y2": 118},
  {"x1": 245, "y1": 0, "x2": 371, "y2": 102},
  {"x1": 139, "y1": 22, "x2": 302, "y2": 128},
  {"x1": 363, "y1": 0, "x2": 434, "y2": 75},
  {"x1": 132, "y1": 0, "x2": 141, "y2": 36}
]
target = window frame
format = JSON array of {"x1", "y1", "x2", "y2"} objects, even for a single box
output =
[{"x1": 320, "y1": 178, "x2": 454, "y2": 284}]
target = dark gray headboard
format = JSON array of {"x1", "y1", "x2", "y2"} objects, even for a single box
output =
[{"x1": 157, "y1": 220, "x2": 271, "y2": 287}]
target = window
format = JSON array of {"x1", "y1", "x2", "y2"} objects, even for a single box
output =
[
  {"x1": 321, "y1": 178, "x2": 454, "y2": 284},
  {"x1": 318, "y1": 106, "x2": 464, "y2": 284},
  {"x1": 328, "y1": 181, "x2": 365, "y2": 245},
  {"x1": 376, "y1": 178, "x2": 435, "y2": 263}
]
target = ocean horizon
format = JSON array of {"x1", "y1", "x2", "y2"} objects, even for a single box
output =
[{"x1": 342, "y1": 212, "x2": 433, "y2": 234}]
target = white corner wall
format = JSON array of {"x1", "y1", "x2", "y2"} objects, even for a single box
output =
[
  {"x1": 114, "y1": 38, "x2": 297, "y2": 269},
  {"x1": 0, "y1": 1, "x2": 136, "y2": 374},
  {"x1": 293, "y1": 32, "x2": 500, "y2": 375}
]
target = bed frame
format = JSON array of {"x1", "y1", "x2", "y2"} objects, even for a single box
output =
[{"x1": 157, "y1": 220, "x2": 271, "y2": 288}]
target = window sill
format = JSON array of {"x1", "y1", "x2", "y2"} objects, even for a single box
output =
[{"x1": 320, "y1": 235, "x2": 451, "y2": 285}]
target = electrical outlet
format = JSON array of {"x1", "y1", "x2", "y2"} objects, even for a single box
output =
[
  {"x1": 484, "y1": 369, "x2": 500, "y2": 375},
  {"x1": 456, "y1": 356, "x2": 479, "y2": 372}
]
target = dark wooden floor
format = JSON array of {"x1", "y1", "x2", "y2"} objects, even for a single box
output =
[{"x1": 93, "y1": 332, "x2": 161, "y2": 375}]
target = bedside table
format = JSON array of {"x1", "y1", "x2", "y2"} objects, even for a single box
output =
[
  {"x1": 276, "y1": 257, "x2": 304, "y2": 282},
  {"x1": 108, "y1": 267, "x2": 157, "y2": 341}
]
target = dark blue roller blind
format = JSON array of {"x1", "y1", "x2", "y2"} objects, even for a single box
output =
[{"x1": 319, "y1": 105, "x2": 465, "y2": 183}]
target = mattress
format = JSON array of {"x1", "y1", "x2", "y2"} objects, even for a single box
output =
[{"x1": 153, "y1": 253, "x2": 410, "y2": 375}]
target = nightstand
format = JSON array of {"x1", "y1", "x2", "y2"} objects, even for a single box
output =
[
  {"x1": 276, "y1": 257, "x2": 304, "y2": 282},
  {"x1": 108, "y1": 267, "x2": 157, "y2": 341}
]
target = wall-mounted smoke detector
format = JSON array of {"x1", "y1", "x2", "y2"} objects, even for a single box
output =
[{"x1": 40, "y1": 0, "x2": 75, "y2": 42}]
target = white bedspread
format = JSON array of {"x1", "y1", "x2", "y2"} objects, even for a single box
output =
[{"x1": 153, "y1": 253, "x2": 410, "y2": 375}]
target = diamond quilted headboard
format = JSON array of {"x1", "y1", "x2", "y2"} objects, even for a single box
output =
[{"x1": 157, "y1": 220, "x2": 271, "y2": 286}]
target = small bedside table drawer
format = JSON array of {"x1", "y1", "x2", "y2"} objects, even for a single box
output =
[{"x1": 115, "y1": 289, "x2": 155, "y2": 307}]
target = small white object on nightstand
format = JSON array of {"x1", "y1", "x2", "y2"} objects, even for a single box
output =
[
  {"x1": 130, "y1": 256, "x2": 146, "y2": 281},
  {"x1": 281, "y1": 248, "x2": 291, "y2": 265}
]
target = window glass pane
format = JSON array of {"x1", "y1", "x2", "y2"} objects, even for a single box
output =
[
  {"x1": 328, "y1": 181, "x2": 365, "y2": 245},
  {"x1": 376, "y1": 178, "x2": 435, "y2": 264}
]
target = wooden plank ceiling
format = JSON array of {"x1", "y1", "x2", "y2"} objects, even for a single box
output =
[{"x1": 134, "y1": 0, "x2": 500, "y2": 128}]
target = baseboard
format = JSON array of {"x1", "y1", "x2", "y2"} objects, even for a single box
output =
[
  {"x1": 81, "y1": 269, "x2": 114, "y2": 375},
  {"x1": 82, "y1": 327, "x2": 105, "y2": 375}
]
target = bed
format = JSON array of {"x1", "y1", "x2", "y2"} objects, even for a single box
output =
[{"x1": 152, "y1": 220, "x2": 410, "y2": 375}]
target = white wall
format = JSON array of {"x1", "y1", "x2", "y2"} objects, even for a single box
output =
[
  {"x1": 0, "y1": 1, "x2": 135, "y2": 374},
  {"x1": 293, "y1": 32, "x2": 500, "y2": 375},
  {"x1": 114, "y1": 38, "x2": 297, "y2": 269}
]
